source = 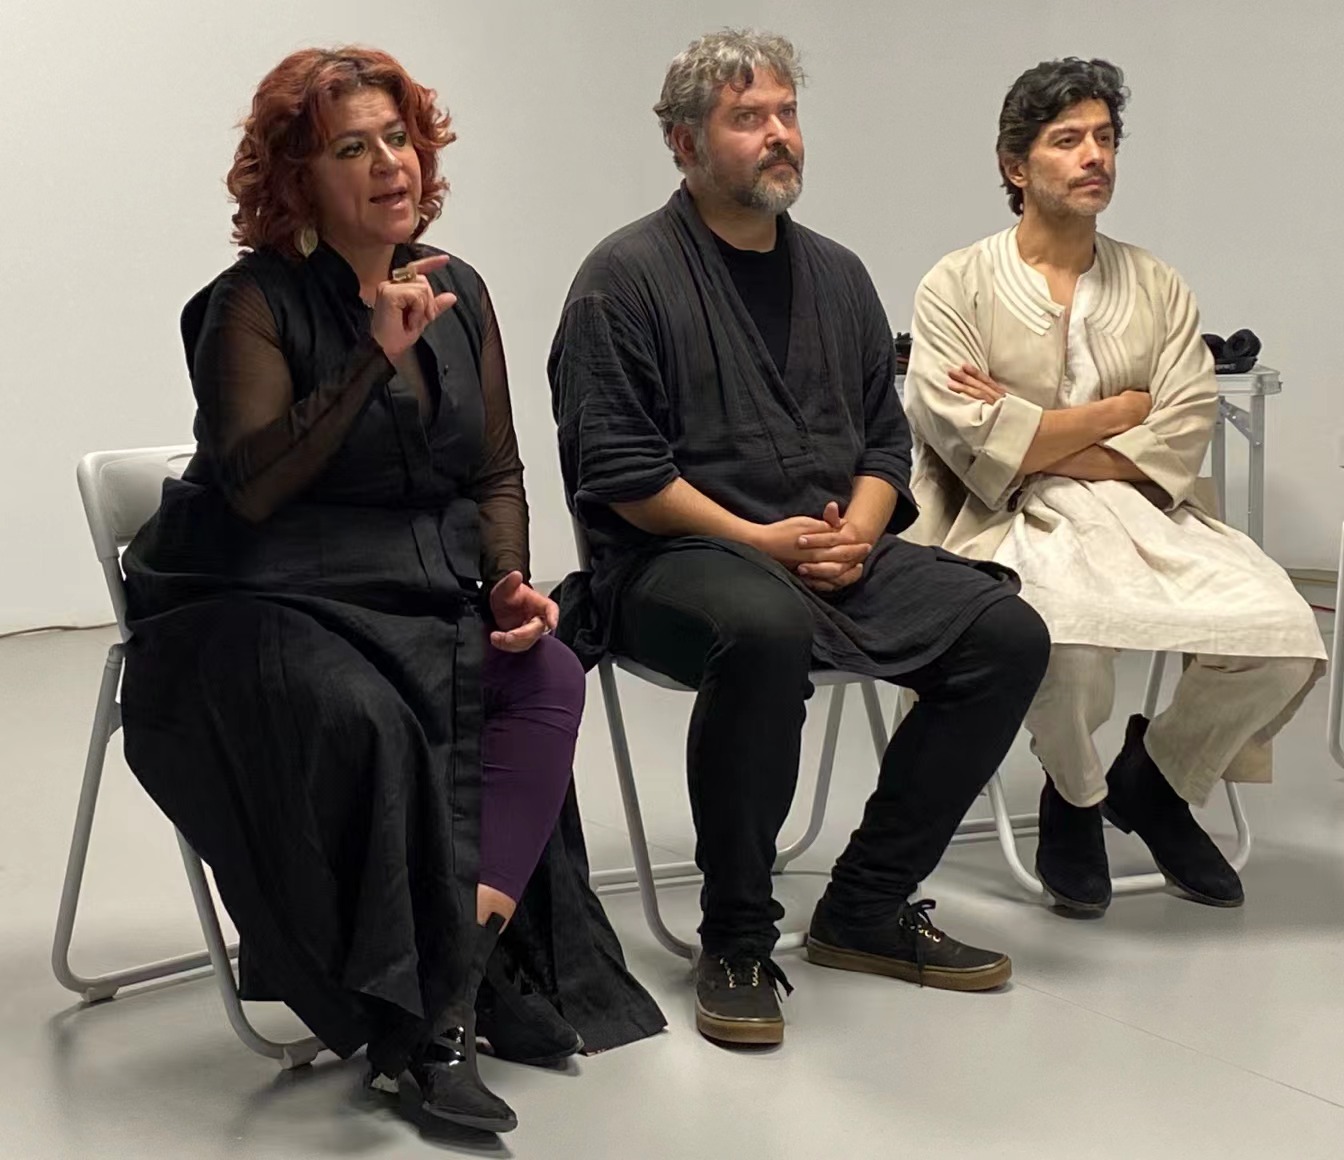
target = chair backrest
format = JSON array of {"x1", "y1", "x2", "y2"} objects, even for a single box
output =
[
  {"x1": 570, "y1": 514, "x2": 594, "y2": 574},
  {"x1": 76, "y1": 445, "x2": 194, "y2": 639}
]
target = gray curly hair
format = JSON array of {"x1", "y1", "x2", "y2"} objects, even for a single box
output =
[{"x1": 654, "y1": 29, "x2": 806, "y2": 171}]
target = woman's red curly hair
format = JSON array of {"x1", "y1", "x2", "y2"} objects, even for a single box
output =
[{"x1": 227, "y1": 46, "x2": 455, "y2": 256}]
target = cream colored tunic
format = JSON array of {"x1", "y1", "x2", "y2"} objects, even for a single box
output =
[{"x1": 992, "y1": 258, "x2": 1323, "y2": 660}]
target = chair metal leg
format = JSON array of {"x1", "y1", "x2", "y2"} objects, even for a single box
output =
[
  {"x1": 771, "y1": 677, "x2": 891, "y2": 874},
  {"x1": 1328, "y1": 523, "x2": 1344, "y2": 770},
  {"x1": 1143, "y1": 651, "x2": 1168, "y2": 718},
  {"x1": 860, "y1": 679, "x2": 889, "y2": 761},
  {"x1": 54, "y1": 642, "x2": 317, "y2": 1068},
  {"x1": 594, "y1": 659, "x2": 696, "y2": 959},
  {"x1": 1224, "y1": 782, "x2": 1252, "y2": 871},
  {"x1": 985, "y1": 774, "x2": 1045, "y2": 896},
  {"x1": 52, "y1": 643, "x2": 237, "y2": 1003},
  {"x1": 950, "y1": 813, "x2": 1039, "y2": 842},
  {"x1": 774, "y1": 684, "x2": 848, "y2": 870},
  {"x1": 176, "y1": 834, "x2": 322, "y2": 1069},
  {"x1": 774, "y1": 679, "x2": 890, "y2": 871},
  {"x1": 591, "y1": 663, "x2": 880, "y2": 956}
]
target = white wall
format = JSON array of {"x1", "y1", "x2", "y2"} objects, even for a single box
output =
[{"x1": 3, "y1": 0, "x2": 1341, "y2": 632}]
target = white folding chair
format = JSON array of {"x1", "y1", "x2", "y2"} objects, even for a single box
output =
[
  {"x1": 574, "y1": 522, "x2": 889, "y2": 959},
  {"x1": 51, "y1": 445, "x2": 322, "y2": 1069},
  {"x1": 1327, "y1": 520, "x2": 1344, "y2": 771}
]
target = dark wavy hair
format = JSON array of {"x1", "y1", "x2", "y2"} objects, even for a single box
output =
[
  {"x1": 227, "y1": 46, "x2": 455, "y2": 256},
  {"x1": 996, "y1": 57, "x2": 1128, "y2": 215}
]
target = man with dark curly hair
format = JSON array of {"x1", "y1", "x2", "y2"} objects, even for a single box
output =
[{"x1": 904, "y1": 58, "x2": 1324, "y2": 918}]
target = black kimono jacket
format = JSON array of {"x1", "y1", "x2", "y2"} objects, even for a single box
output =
[{"x1": 549, "y1": 186, "x2": 1018, "y2": 677}]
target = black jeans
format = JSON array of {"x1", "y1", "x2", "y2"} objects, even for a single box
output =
[{"x1": 614, "y1": 547, "x2": 1049, "y2": 957}]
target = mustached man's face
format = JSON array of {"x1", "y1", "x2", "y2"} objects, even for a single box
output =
[
  {"x1": 690, "y1": 69, "x2": 804, "y2": 213},
  {"x1": 1006, "y1": 97, "x2": 1116, "y2": 219}
]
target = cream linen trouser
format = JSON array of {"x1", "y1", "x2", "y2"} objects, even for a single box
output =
[{"x1": 1024, "y1": 646, "x2": 1322, "y2": 808}]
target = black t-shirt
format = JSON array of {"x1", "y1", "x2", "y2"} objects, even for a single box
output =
[{"x1": 713, "y1": 227, "x2": 792, "y2": 375}]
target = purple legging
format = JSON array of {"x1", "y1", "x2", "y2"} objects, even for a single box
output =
[{"x1": 479, "y1": 633, "x2": 586, "y2": 900}]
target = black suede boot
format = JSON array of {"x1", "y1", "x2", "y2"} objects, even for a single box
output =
[
  {"x1": 474, "y1": 952, "x2": 583, "y2": 1067},
  {"x1": 369, "y1": 914, "x2": 518, "y2": 1134},
  {"x1": 1036, "y1": 778, "x2": 1111, "y2": 915},
  {"x1": 1102, "y1": 715, "x2": 1244, "y2": 908}
]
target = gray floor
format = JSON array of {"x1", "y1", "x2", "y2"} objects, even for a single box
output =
[{"x1": 3, "y1": 624, "x2": 1343, "y2": 1159}]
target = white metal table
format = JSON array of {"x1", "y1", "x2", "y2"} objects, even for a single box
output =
[{"x1": 1209, "y1": 364, "x2": 1279, "y2": 546}]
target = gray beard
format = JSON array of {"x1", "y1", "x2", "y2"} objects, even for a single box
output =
[
  {"x1": 737, "y1": 172, "x2": 803, "y2": 214},
  {"x1": 703, "y1": 159, "x2": 804, "y2": 215}
]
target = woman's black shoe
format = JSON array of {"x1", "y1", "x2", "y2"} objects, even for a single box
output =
[
  {"x1": 369, "y1": 914, "x2": 518, "y2": 1134},
  {"x1": 474, "y1": 953, "x2": 583, "y2": 1066}
]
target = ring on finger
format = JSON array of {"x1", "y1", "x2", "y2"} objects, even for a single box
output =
[{"x1": 391, "y1": 266, "x2": 417, "y2": 284}]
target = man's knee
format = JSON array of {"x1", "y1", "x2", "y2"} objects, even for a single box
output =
[
  {"x1": 617, "y1": 551, "x2": 814, "y2": 688},
  {"x1": 710, "y1": 577, "x2": 814, "y2": 668},
  {"x1": 1277, "y1": 656, "x2": 1324, "y2": 696},
  {"x1": 1193, "y1": 653, "x2": 1323, "y2": 704},
  {"x1": 967, "y1": 596, "x2": 1051, "y2": 689},
  {"x1": 1251, "y1": 654, "x2": 1320, "y2": 691}
]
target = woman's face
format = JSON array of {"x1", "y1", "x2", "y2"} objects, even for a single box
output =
[{"x1": 307, "y1": 86, "x2": 423, "y2": 251}]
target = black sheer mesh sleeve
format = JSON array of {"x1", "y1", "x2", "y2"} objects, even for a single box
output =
[
  {"x1": 467, "y1": 279, "x2": 530, "y2": 586},
  {"x1": 190, "y1": 272, "x2": 394, "y2": 523}
]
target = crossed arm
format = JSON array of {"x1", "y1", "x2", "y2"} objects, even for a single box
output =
[{"x1": 946, "y1": 365, "x2": 1152, "y2": 483}]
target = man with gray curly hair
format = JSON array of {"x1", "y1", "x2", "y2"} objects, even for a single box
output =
[
  {"x1": 904, "y1": 58, "x2": 1323, "y2": 919},
  {"x1": 653, "y1": 29, "x2": 807, "y2": 213},
  {"x1": 550, "y1": 30, "x2": 1049, "y2": 1048}
]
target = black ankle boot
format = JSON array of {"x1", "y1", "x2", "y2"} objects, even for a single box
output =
[
  {"x1": 371, "y1": 914, "x2": 518, "y2": 1134},
  {"x1": 1102, "y1": 715, "x2": 1244, "y2": 908},
  {"x1": 1036, "y1": 778, "x2": 1111, "y2": 915},
  {"x1": 475, "y1": 952, "x2": 583, "y2": 1067}
]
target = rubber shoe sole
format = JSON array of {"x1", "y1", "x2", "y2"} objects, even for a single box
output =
[
  {"x1": 1034, "y1": 859, "x2": 1111, "y2": 916},
  {"x1": 804, "y1": 937, "x2": 1012, "y2": 991},
  {"x1": 694, "y1": 1000, "x2": 784, "y2": 1046},
  {"x1": 369, "y1": 1068, "x2": 518, "y2": 1134}
]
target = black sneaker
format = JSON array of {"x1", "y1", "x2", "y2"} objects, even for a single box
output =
[
  {"x1": 694, "y1": 952, "x2": 792, "y2": 1045},
  {"x1": 1102, "y1": 715, "x2": 1244, "y2": 907},
  {"x1": 1036, "y1": 778, "x2": 1112, "y2": 916},
  {"x1": 806, "y1": 896, "x2": 1011, "y2": 991}
]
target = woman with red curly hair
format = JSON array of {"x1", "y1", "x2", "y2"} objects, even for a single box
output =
[{"x1": 119, "y1": 47, "x2": 663, "y2": 1132}]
